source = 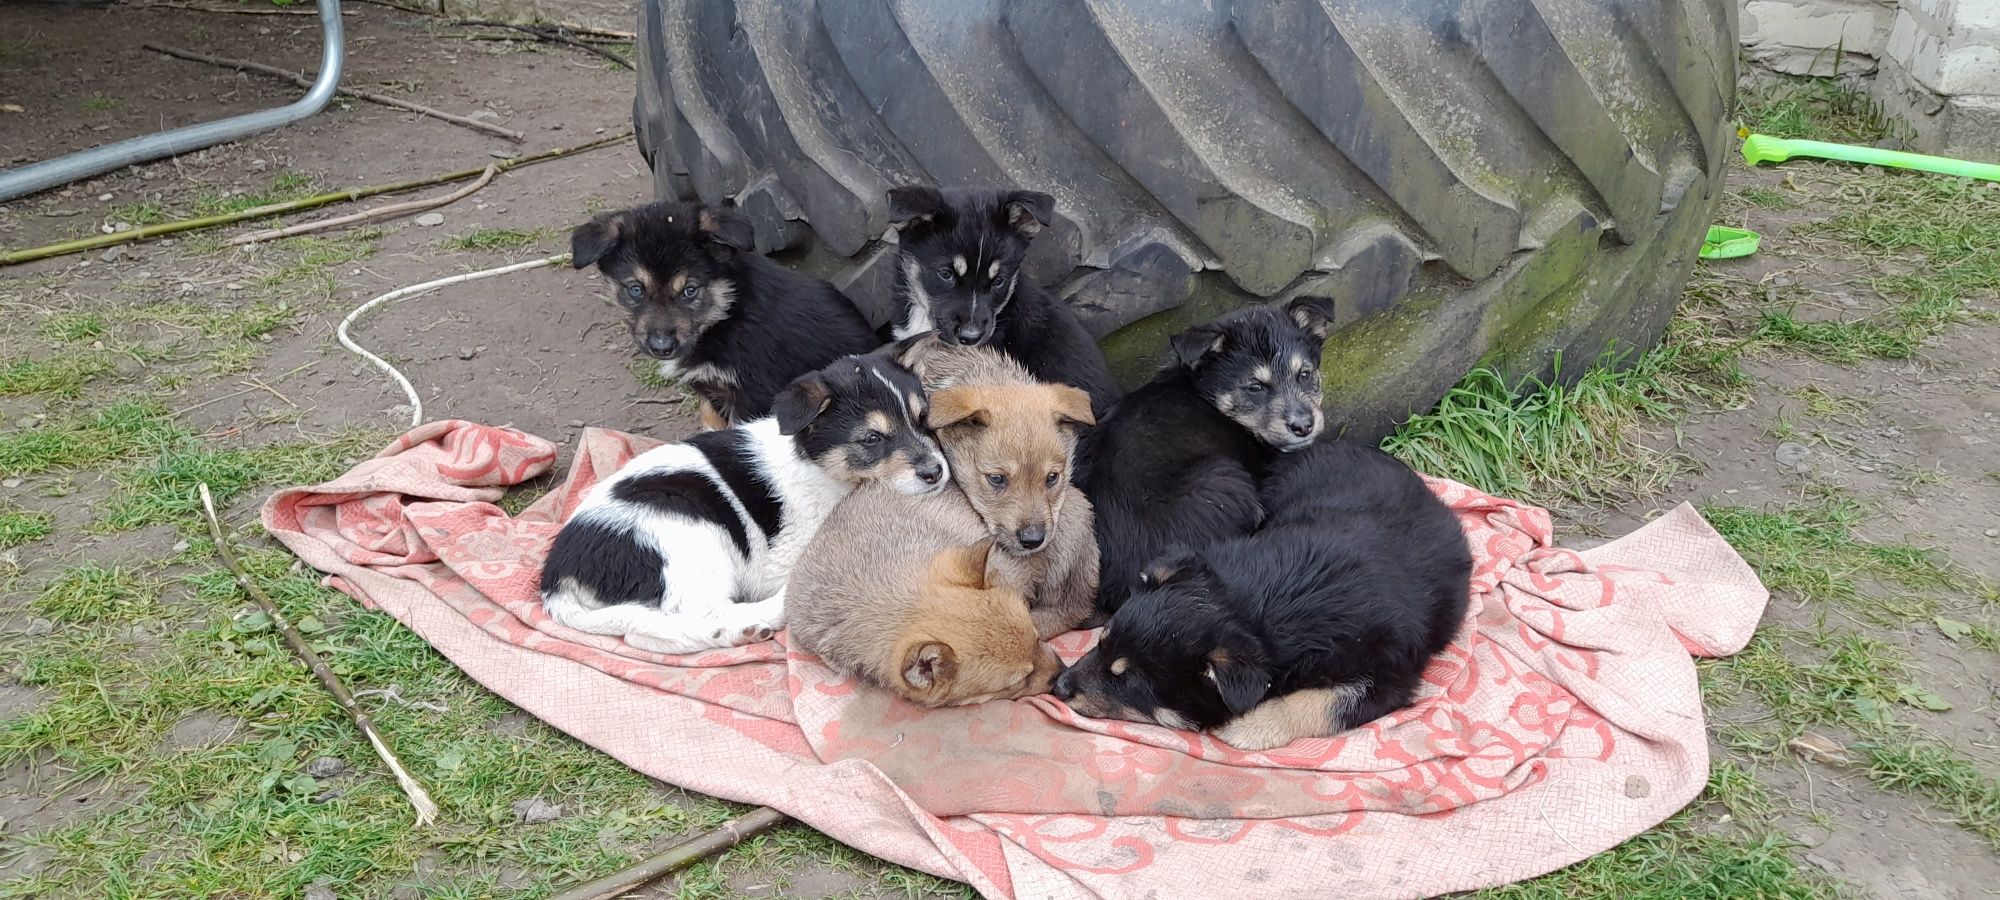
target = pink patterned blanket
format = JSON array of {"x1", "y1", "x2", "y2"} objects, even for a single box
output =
[{"x1": 262, "y1": 421, "x2": 1767, "y2": 898}]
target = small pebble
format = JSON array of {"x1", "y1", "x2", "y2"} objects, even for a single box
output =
[
  {"x1": 414, "y1": 212, "x2": 445, "y2": 227},
  {"x1": 1774, "y1": 442, "x2": 1810, "y2": 466},
  {"x1": 96, "y1": 192, "x2": 113, "y2": 201},
  {"x1": 1985, "y1": 529, "x2": 1998, "y2": 538},
  {"x1": 24, "y1": 618, "x2": 54, "y2": 637},
  {"x1": 568, "y1": 420, "x2": 585, "y2": 428},
  {"x1": 304, "y1": 884, "x2": 336, "y2": 900},
  {"x1": 305, "y1": 757, "x2": 352, "y2": 779},
  {"x1": 511, "y1": 797, "x2": 563, "y2": 824},
  {"x1": 171, "y1": 539, "x2": 190, "y2": 553},
  {"x1": 225, "y1": 282, "x2": 244, "y2": 291},
  {"x1": 458, "y1": 347, "x2": 477, "y2": 360},
  {"x1": 490, "y1": 149, "x2": 519, "y2": 160},
  {"x1": 2, "y1": 478, "x2": 20, "y2": 488}
]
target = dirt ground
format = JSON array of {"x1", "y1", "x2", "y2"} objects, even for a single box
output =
[{"x1": 2, "y1": 3, "x2": 1998, "y2": 899}]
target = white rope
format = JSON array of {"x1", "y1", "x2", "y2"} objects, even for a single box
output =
[{"x1": 337, "y1": 253, "x2": 569, "y2": 427}]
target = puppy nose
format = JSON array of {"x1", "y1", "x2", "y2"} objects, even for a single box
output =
[
  {"x1": 916, "y1": 460, "x2": 944, "y2": 484},
  {"x1": 1015, "y1": 524, "x2": 1046, "y2": 550},
  {"x1": 1285, "y1": 412, "x2": 1315, "y2": 437},
  {"x1": 954, "y1": 323, "x2": 986, "y2": 344},
  {"x1": 644, "y1": 333, "x2": 679, "y2": 357},
  {"x1": 1051, "y1": 668, "x2": 1076, "y2": 699}
]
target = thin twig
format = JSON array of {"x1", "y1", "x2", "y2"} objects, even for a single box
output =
[
  {"x1": 145, "y1": 1, "x2": 355, "y2": 14},
  {"x1": 170, "y1": 360, "x2": 317, "y2": 415},
  {"x1": 197, "y1": 484, "x2": 441, "y2": 827},
  {"x1": 1, "y1": 133, "x2": 630, "y2": 265},
  {"x1": 451, "y1": 20, "x2": 633, "y2": 69},
  {"x1": 547, "y1": 807, "x2": 789, "y2": 900},
  {"x1": 144, "y1": 43, "x2": 526, "y2": 142},
  {"x1": 230, "y1": 164, "x2": 499, "y2": 245}
]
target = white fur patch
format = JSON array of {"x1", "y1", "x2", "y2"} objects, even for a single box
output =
[
  {"x1": 988, "y1": 260, "x2": 1001, "y2": 279},
  {"x1": 893, "y1": 256, "x2": 932, "y2": 340},
  {"x1": 1152, "y1": 708, "x2": 1196, "y2": 731},
  {"x1": 952, "y1": 255, "x2": 967, "y2": 276}
]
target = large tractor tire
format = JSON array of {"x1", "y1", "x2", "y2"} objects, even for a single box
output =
[{"x1": 632, "y1": 0, "x2": 1737, "y2": 441}]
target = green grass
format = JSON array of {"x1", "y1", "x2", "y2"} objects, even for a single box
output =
[
  {"x1": 1477, "y1": 763, "x2": 1829, "y2": 899},
  {"x1": 1736, "y1": 186, "x2": 1795, "y2": 210},
  {"x1": 0, "y1": 354, "x2": 113, "y2": 397},
  {"x1": 39, "y1": 312, "x2": 108, "y2": 343},
  {"x1": 104, "y1": 201, "x2": 168, "y2": 227},
  {"x1": 1701, "y1": 497, "x2": 1960, "y2": 618},
  {"x1": 1740, "y1": 76, "x2": 1897, "y2": 144},
  {"x1": 192, "y1": 174, "x2": 322, "y2": 217},
  {"x1": 28, "y1": 563, "x2": 164, "y2": 624},
  {"x1": 1381, "y1": 348, "x2": 1705, "y2": 508},
  {"x1": 95, "y1": 430, "x2": 386, "y2": 533},
  {"x1": 444, "y1": 228, "x2": 548, "y2": 252},
  {"x1": 0, "y1": 400, "x2": 184, "y2": 477},
  {"x1": 0, "y1": 506, "x2": 54, "y2": 548},
  {"x1": 83, "y1": 96, "x2": 118, "y2": 112},
  {"x1": 1863, "y1": 742, "x2": 2000, "y2": 847},
  {"x1": 629, "y1": 356, "x2": 674, "y2": 390}
]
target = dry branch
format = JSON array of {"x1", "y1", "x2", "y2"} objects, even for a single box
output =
[
  {"x1": 0, "y1": 132, "x2": 630, "y2": 265},
  {"x1": 451, "y1": 20, "x2": 634, "y2": 69},
  {"x1": 145, "y1": 1, "x2": 356, "y2": 15},
  {"x1": 144, "y1": 43, "x2": 526, "y2": 142},
  {"x1": 230, "y1": 164, "x2": 499, "y2": 245},
  {"x1": 547, "y1": 807, "x2": 789, "y2": 900},
  {"x1": 197, "y1": 483, "x2": 441, "y2": 827}
]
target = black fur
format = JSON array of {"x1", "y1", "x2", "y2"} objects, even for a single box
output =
[
  {"x1": 610, "y1": 471, "x2": 751, "y2": 557},
  {"x1": 687, "y1": 429, "x2": 785, "y2": 542},
  {"x1": 571, "y1": 201, "x2": 880, "y2": 424},
  {"x1": 886, "y1": 185, "x2": 1121, "y2": 415},
  {"x1": 538, "y1": 519, "x2": 669, "y2": 610},
  {"x1": 1074, "y1": 298, "x2": 1335, "y2": 614},
  {"x1": 1054, "y1": 440, "x2": 1472, "y2": 735}
]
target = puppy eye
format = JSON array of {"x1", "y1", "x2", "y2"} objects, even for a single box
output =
[
  {"x1": 623, "y1": 284, "x2": 644, "y2": 301},
  {"x1": 934, "y1": 266, "x2": 956, "y2": 284},
  {"x1": 861, "y1": 431, "x2": 886, "y2": 446},
  {"x1": 1297, "y1": 367, "x2": 1315, "y2": 384},
  {"x1": 1243, "y1": 382, "x2": 1268, "y2": 395},
  {"x1": 681, "y1": 283, "x2": 701, "y2": 299},
  {"x1": 985, "y1": 473, "x2": 1007, "y2": 490},
  {"x1": 1044, "y1": 471, "x2": 1060, "y2": 488}
]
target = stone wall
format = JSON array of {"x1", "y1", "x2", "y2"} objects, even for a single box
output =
[{"x1": 1741, "y1": 0, "x2": 2000, "y2": 161}]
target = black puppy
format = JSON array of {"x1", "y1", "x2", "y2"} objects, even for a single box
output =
[
  {"x1": 1075, "y1": 296, "x2": 1335, "y2": 614},
  {"x1": 1053, "y1": 440, "x2": 1472, "y2": 750},
  {"x1": 572, "y1": 201, "x2": 880, "y2": 428},
  {"x1": 885, "y1": 185, "x2": 1121, "y2": 415}
]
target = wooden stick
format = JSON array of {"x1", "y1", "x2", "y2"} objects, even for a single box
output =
[
  {"x1": 451, "y1": 20, "x2": 634, "y2": 69},
  {"x1": 548, "y1": 807, "x2": 789, "y2": 900},
  {"x1": 196, "y1": 483, "x2": 441, "y2": 827},
  {"x1": 144, "y1": 1, "x2": 356, "y2": 15},
  {"x1": 144, "y1": 43, "x2": 527, "y2": 142},
  {"x1": 0, "y1": 132, "x2": 630, "y2": 265},
  {"x1": 230, "y1": 163, "x2": 498, "y2": 245}
]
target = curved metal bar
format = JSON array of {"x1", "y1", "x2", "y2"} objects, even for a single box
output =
[{"x1": 0, "y1": 0, "x2": 345, "y2": 202}]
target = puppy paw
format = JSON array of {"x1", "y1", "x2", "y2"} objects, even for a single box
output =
[
  {"x1": 1213, "y1": 720, "x2": 1293, "y2": 752},
  {"x1": 732, "y1": 624, "x2": 775, "y2": 645}
]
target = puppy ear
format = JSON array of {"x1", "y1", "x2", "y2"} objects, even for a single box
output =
[
  {"x1": 1205, "y1": 647, "x2": 1270, "y2": 718},
  {"x1": 1169, "y1": 323, "x2": 1227, "y2": 370},
  {"x1": 927, "y1": 387, "x2": 989, "y2": 431},
  {"x1": 1044, "y1": 384, "x2": 1096, "y2": 430},
  {"x1": 887, "y1": 185, "x2": 946, "y2": 230},
  {"x1": 1003, "y1": 190, "x2": 1055, "y2": 236},
  {"x1": 1286, "y1": 295, "x2": 1336, "y2": 340},
  {"x1": 902, "y1": 641, "x2": 958, "y2": 690},
  {"x1": 697, "y1": 205, "x2": 756, "y2": 256},
  {"x1": 886, "y1": 331, "x2": 939, "y2": 372},
  {"x1": 772, "y1": 372, "x2": 833, "y2": 435},
  {"x1": 1136, "y1": 550, "x2": 1205, "y2": 591},
  {"x1": 569, "y1": 213, "x2": 623, "y2": 269},
  {"x1": 938, "y1": 541, "x2": 997, "y2": 590}
]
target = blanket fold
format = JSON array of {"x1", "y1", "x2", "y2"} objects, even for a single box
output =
[{"x1": 264, "y1": 421, "x2": 1766, "y2": 898}]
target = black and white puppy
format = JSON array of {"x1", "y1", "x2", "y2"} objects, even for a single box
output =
[
  {"x1": 571, "y1": 200, "x2": 881, "y2": 428},
  {"x1": 885, "y1": 186, "x2": 1121, "y2": 416},
  {"x1": 1075, "y1": 296, "x2": 1335, "y2": 614},
  {"x1": 1053, "y1": 440, "x2": 1472, "y2": 750},
  {"x1": 539, "y1": 348, "x2": 948, "y2": 655}
]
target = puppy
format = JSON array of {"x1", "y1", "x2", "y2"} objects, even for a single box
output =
[
  {"x1": 1053, "y1": 440, "x2": 1472, "y2": 750},
  {"x1": 787, "y1": 484, "x2": 1062, "y2": 707},
  {"x1": 884, "y1": 185, "x2": 1121, "y2": 415},
  {"x1": 898, "y1": 337, "x2": 1099, "y2": 636},
  {"x1": 571, "y1": 200, "x2": 881, "y2": 427},
  {"x1": 538, "y1": 348, "x2": 948, "y2": 655},
  {"x1": 1076, "y1": 295, "x2": 1336, "y2": 614}
]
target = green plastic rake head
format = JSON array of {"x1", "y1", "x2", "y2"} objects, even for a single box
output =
[{"x1": 1741, "y1": 133, "x2": 2000, "y2": 183}]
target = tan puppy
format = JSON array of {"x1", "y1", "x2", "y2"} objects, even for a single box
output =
[
  {"x1": 787, "y1": 483, "x2": 1061, "y2": 707},
  {"x1": 899, "y1": 337, "x2": 1100, "y2": 637}
]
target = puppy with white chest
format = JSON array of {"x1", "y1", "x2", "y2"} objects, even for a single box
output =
[
  {"x1": 884, "y1": 186, "x2": 1122, "y2": 417},
  {"x1": 1053, "y1": 440, "x2": 1473, "y2": 750},
  {"x1": 787, "y1": 486, "x2": 1063, "y2": 708},
  {"x1": 571, "y1": 200, "x2": 881, "y2": 429},
  {"x1": 896, "y1": 337, "x2": 1100, "y2": 637},
  {"x1": 1076, "y1": 296, "x2": 1337, "y2": 615},
  {"x1": 538, "y1": 348, "x2": 948, "y2": 655}
]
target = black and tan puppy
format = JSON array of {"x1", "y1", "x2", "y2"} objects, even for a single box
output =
[
  {"x1": 885, "y1": 186, "x2": 1121, "y2": 416},
  {"x1": 572, "y1": 201, "x2": 880, "y2": 428},
  {"x1": 1075, "y1": 296, "x2": 1335, "y2": 614},
  {"x1": 1053, "y1": 440, "x2": 1472, "y2": 750}
]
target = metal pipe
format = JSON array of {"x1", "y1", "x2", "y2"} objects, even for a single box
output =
[{"x1": 0, "y1": 0, "x2": 345, "y2": 202}]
